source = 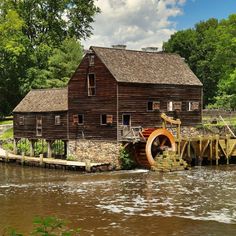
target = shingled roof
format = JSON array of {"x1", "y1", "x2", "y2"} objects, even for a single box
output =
[
  {"x1": 91, "y1": 46, "x2": 202, "y2": 86},
  {"x1": 13, "y1": 88, "x2": 68, "y2": 113}
]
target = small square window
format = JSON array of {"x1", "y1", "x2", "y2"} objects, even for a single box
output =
[
  {"x1": 188, "y1": 101, "x2": 199, "y2": 111},
  {"x1": 173, "y1": 102, "x2": 182, "y2": 111},
  {"x1": 19, "y1": 116, "x2": 24, "y2": 125},
  {"x1": 101, "y1": 114, "x2": 113, "y2": 125},
  {"x1": 55, "y1": 115, "x2": 61, "y2": 125},
  {"x1": 122, "y1": 114, "x2": 131, "y2": 126},
  {"x1": 147, "y1": 101, "x2": 160, "y2": 111}
]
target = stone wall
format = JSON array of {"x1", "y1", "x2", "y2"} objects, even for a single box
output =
[{"x1": 68, "y1": 140, "x2": 121, "y2": 169}]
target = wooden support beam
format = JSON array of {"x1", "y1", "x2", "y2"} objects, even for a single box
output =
[{"x1": 215, "y1": 135, "x2": 219, "y2": 166}]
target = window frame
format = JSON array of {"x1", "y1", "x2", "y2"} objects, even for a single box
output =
[
  {"x1": 78, "y1": 114, "x2": 84, "y2": 125},
  {"x1": 100, "y1": 114, "x2": 113, "y2": 126},
  {"x1": 147, "y1": 101, "x2": 160, "y2": 112},
  {"x1": 187, "y1": 101, "x2": 200, "y2": 111},
  {"x1": 36, "y1": 116, "x2": 42, "y2": 137},
  {"x1": 87, "y1": 73, "x2": 96, "y2": 96},
  {"x1": 122, "y1": 114, "x2": 131, "y2": 126},
  {"x1": 167, "y1": 101, "x2": 173, "y2": 112},
  {"x1": 55, "y1": 115, "x2": 61, "y2": 125},
  {"x1": 19, "y1": 116, "x2": 25, "y2": 126},
  {"x1": 89, "y1": 55, "x2": 95, "y2": 66}
]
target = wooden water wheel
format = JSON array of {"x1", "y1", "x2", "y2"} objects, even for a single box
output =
[{"x1": 135, "y1": 128, "x2": 176, "y2": 168}]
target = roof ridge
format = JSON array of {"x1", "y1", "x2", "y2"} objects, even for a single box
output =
[
  {"x1": 30, "y1": 87, "x2": 68, "y2": 92},
  {"x1": 90, "y1": 46, "x2": 180, "y2": 56}
]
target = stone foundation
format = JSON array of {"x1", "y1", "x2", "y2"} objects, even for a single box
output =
[{"x1": 68, "y1": 140, "x2": 121, "y2": 169}]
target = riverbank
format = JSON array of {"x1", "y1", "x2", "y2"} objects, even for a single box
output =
[{"x1": 0, "y1": 148, "x2": 113, "y2": 172}]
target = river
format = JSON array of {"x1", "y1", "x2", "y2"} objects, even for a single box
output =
[{"x1": 0, "y1": 163, "x2": 236, "y2": 235}]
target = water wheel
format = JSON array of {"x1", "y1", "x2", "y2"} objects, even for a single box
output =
[{"x1": 145, "y1": 128, "x2": 176, "y2": 166}]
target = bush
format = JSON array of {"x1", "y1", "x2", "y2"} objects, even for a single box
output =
[
  {"x1": 119, "y1": 146, "x2": 136, "y2": 170},
  {"x1": 4, "y1": 216, "x2": 80, "y2": 236}
]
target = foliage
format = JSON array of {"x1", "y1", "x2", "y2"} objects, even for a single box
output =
[
  {"x1": 0, "y1": 128, "x2": 13, "y2": 140},
  {"x1": 4, "y1": 216, "x2": 80, "y2": 236},
  {"x1": 0, "y1": 1, "x2": 100, "y2": 116},
  {"x1": 163, "y1": 15, "x2": 236, "y2": 109},
  {"x1": 0, "y1": 120, "x2": 13, "y2": 125},
  {"x1": 119, "y1": 146, "x2": 136, "y2": 170}
]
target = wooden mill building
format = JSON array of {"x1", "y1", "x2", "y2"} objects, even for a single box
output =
[{"x1": 13, "y1": 46, "x2": 203, "y2": 156}]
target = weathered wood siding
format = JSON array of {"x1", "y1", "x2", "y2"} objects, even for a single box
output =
[
  {"x1": 118, "y1": 83, "x2": 202, "y2": 128},
  {"x1": 68, "y1": 54, "x2": 118, "y2": 140},
  {"x1": 13, "y1": 112, "x2": 68, "y2": 140}
]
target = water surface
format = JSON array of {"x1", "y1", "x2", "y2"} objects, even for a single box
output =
[{"x1": 0, "y1": 163, "x2": 236, "y2": 235}]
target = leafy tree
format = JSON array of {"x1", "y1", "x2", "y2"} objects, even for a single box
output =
[{"x1": 0, "y1": 0, "x2": 99, "y2": 116}]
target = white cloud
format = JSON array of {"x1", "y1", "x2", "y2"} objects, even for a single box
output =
[{"x1": 82, "y1": 0, "x2": 186, "y2": 50}]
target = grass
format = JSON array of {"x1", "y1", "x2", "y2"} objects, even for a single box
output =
[
  {"x1": 0, "y1": 128, "x2": 13, "y2": 140},
  {"x1": 0, "y1": 120, "x2": 13, "y2": 125}
]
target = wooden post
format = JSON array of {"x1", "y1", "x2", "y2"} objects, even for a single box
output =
[
  {"x1": 39, "y1": 154, "x2": 44, "y2": 166},
  {"x1": 13, "y1": 139, "x2": 18, "y2": 155},
  {"x1": 187, "y1": 138, "x2": 191, "y2": 159},
  {"x1": 209, "y1": 136, "x2": 213, "y2": 165},
  {"x1": 29, "y1": 140, "x2": 35, "y2": 157},
  {"x1": 85, "y1": 160, "x2": 91, "y2": 172},
  {"x1": 226, "y1": 135, "x2": 230, "y2": 165},
  {"x1": 47, "y1": 141, "x2": 52, "y2": 158},
  {"x1": 21, "y1": 152, "x2": 25, "y2": 165},
  {"x1": 215, "y1": 135, "x2": 219, "y2": 166},
  {"x1": 5, "y1": 150, "x2": 9, "y2": 162},
  {"x1": 198, "y1": 136, "x2": 202, "y2": 166}
]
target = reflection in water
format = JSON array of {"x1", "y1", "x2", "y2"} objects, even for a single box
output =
[{"x1": 0, "y1": 163, "x2": 236, "y2": 235}]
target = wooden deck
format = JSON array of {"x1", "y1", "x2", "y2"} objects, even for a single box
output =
[{"x1": 0, "y1": 148, "x2": 111, "y2": 172}]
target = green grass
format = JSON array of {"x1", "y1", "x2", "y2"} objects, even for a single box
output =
[
  {"x1": 0, "y1": 120, "x2": 13, "y2": 125},
  {"x1": 0, "y1": 128, "x2": 13, "y2": 140}
]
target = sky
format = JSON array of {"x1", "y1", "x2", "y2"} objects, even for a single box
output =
[{"x1": 81, "y1": 0, "x2": 236, "y2": 51}]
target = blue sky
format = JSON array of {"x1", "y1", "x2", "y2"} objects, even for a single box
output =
[
  {"x1": 175, "y1": 0, "x2": 236, "y2": 29},
  {"x1": 82, "y1": 0, "x2": 236, "y2": 50}
]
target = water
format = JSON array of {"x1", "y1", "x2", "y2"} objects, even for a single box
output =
[{"x1": 0, "y1": 163, "x2": 236, "y2": 235}]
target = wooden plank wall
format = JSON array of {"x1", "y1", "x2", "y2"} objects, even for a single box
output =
[
  {"x1": 68, "y1": 53, "x2": 118, "y2": 140},
  {"x1": 118, "y1": 83, "x2": 202, "y2": 128},
  {"x1": 13, "y1": 112, "x2": 68, "y2": 140}
]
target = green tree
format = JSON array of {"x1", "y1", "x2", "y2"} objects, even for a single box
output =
[{"x1": 0, "y1": 0, "x2": 99, "y2": 116}]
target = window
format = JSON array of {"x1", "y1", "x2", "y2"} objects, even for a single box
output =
[
  {"x1": 147, "y1": 101, "x2": 160, "y2": 111},
  {"x1": 87, "y1": 74, "x2": 96, "y2": 96},
  {"x1": 122, "y1": 114, "x2": 131, "y2": 126},
  {"x1": 173, "y1": 102, "x2": 182, "y2": 111},
  {"x1": 167, "y1": 101, "x2": 173, "y2": 111},
  {"x1": 101, "y1": 114, "x2": 113, "y2": 125},
  {"x1": 55, "y1": 115, "x2": 61, "y2": 125},
  {"x1": 188, "y1": 101, "x2": 199, "y2": 111},
  {"x1": 36, "y1": 116, "x2": 42, "y2": 137},
  {"x1": 89, "y1": 55, "x2": 95, "y2": 66},
  {"x1": 19, "y1": 116, "x2": 24, "y2": 125},
  {"x1": 73, "y1": 114, "x2": 84, "y2": 125},
  {"x1": 78, "y1": 114, "x2": 84, "y2": 125}
]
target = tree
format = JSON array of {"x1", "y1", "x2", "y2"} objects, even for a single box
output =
[
  {"x1": 0, "y1": 0, "x2": 99, "y2": 116},
  {"x1": 0, "y1": 9, "x2": 30, "y2": 116}
]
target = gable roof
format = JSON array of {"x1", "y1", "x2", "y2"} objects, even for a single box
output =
[
  {"x1": 91, "y1": 46, "x2": 202, "y2": 86},
  {"x1": 13, "y1": 88, "x2": 68, "y2": 113}
]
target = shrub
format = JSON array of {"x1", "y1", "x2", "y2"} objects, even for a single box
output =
[{"x1": 119, "y1": 146, "x2": 136, "y2": 170}]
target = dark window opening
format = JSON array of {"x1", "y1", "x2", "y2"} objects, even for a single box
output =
[
  {"x1": 88, "y1": 74, "x2": 96, "y2": 96},
  {"x1": 122, "y1": 114, "x2": 131, "y2": 126},
  {"x1": 78, "y1": 114, "x2": 84, "y2": 125},
  {"x1": 173, "y1": 102, "x2": 182, "y2": 111}
]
